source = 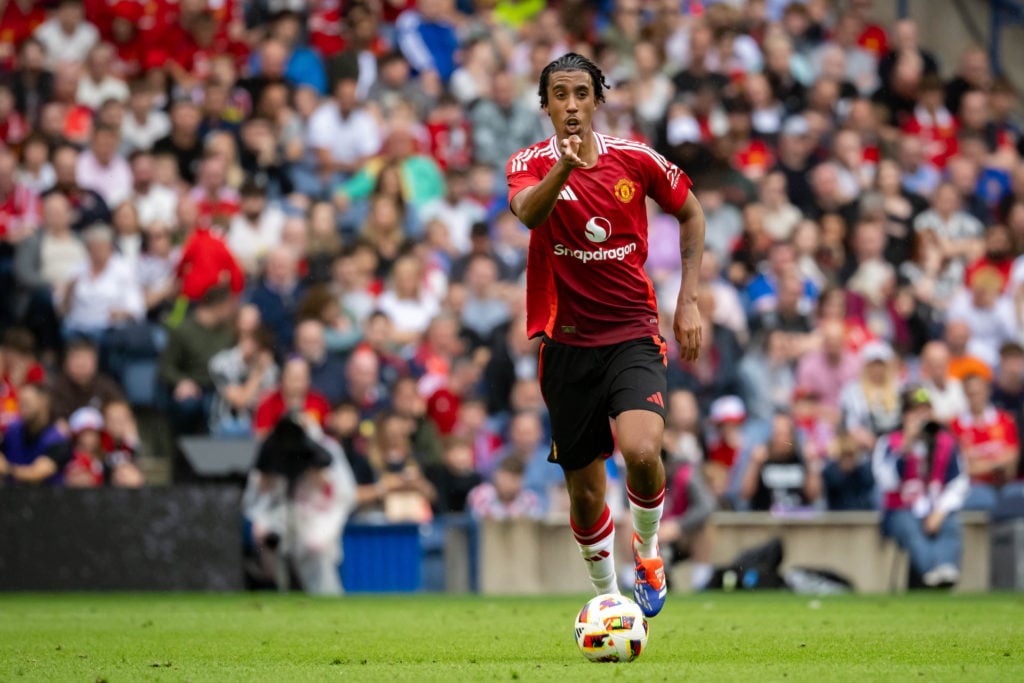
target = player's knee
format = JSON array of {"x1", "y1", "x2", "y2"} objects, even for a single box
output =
[
  {"x1": 619, "y1": 436, "x2": 662, "y2": 470},
  {"x1": 569, "y1": 481, "x2": 606, "y2": 517}
]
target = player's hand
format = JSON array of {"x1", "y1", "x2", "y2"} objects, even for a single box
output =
[
  {"x1": 559, "y1": 135, "x2": 588, "y2": 169},
  {"x1": 673, "y1": 301, "x2": 702, "y2": 362}
]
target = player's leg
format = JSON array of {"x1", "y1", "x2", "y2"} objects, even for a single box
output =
[
  {"x1": 617, "y1": 409, "x2": 667, "y2": 558},
  {"x1": 564, "y1": 456, "x2": 618, "y2": 595},
  {"x1": 608, "y1": 337, "x2": 670, "y2": 616},
  {"x1": 537, "y1": 339, "x2": 618, "y2": 595}
]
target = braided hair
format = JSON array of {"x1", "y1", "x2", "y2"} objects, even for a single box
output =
[{"x1": 537, "y1": 52, "x2": 610, "y2": 108}]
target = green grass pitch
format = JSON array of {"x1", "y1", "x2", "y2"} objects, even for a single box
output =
[{"x1": 0, "y1": 593, "x2": 1022, "y2": 682}]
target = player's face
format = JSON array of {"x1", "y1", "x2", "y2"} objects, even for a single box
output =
[{"x1": 544, "y1": 70, "x2": 597, "y2": 139}]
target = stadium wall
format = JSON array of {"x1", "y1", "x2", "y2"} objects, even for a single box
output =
[{"x1": 0, "y1": 487, "x2": 243, "y2": 591}]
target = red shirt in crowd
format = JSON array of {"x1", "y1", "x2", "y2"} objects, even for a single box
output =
[
  {"x1": 0, "y1": 0, "x2": 46, "y2": 68},
  {"x1": 902, "y1": 105, "x2": 958, "y2": 170},
  {"x1": 951, "y1": 407, "x2": 1020, "y2": 484},
  {"x1": 176, "y1": 226, "x2": 245, "y2": 301},
  {"x1": 253, "y1": 390, "x2": 331, "y2": 437},
  {"x1": 0, "y1": 181, "x2": 40, "y2": 240},
  {"x1": 507, "y1": 132, "x2": 692, "y2": 346}
]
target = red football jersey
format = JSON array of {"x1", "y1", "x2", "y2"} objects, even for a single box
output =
[
  {"x1": 507, "y1": 133, "x2": 692, "y2": 346},
  {"x1": 951, "y1": 407, "x2": 1019, "y2": 484}
]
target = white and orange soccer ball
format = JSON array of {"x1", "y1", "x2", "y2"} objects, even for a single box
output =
[{"x1": 574, "y1": 593, "x2": 649, "y2": 663}]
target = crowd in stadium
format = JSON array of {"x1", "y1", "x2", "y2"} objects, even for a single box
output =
[{"x1": 1, "y1": 0, "x2": 1024, "y2": 570}]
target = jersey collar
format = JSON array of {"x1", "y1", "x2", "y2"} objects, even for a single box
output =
[{"x1": 549, "y1": 131, "x2": 607, "y2": 158}]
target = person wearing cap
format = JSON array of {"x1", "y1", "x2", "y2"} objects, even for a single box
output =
[
  {"x1": 0, "y1": 383, "x2": 71, "y2": 486},
  {"x1": 63, "y1": 405, "x2": 142, "y2": 488},
  {"x1": 839, "y1": 340, "x2": 902, "y2": 451},
  {"x1": 704, "y1": 395, "x2": 748, "y2": 507},
  {"x1": 873, "y1": 386, "x2": 968, "y2": 588}
]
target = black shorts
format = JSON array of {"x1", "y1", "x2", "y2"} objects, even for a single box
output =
[{"x1": 538, "y1": 335, "x2": 668, "y2": 471}]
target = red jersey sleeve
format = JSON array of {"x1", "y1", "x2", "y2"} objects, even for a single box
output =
[
  {"x1": 639, "y1": 147, "x2": 692, "y2": 215},
  {"x1": 506, "y1": 146, "x2": 545, "y2": 206}
]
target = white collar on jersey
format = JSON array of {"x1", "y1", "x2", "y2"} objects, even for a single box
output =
[{"x1": 548, "y1": 131, "x2": 608, "y2": 158}]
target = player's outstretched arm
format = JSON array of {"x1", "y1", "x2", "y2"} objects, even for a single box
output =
[
  {"x1": 674, "y1": 191, "x2": 706, "y2": 362},
  {"x1": 510, "y1": 136, "x2": 588, "y2": 229}
]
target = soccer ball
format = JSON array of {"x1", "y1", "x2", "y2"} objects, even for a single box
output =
[{"x1": 574, "y1": 593, "x2": 649, "y2": 663}]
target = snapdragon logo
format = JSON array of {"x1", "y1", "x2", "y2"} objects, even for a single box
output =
[
  {"x1": 554, "y1": 242, "x2": 637, "y2": 263},
  {"x1": 584, "y1": 217, "x2": 612, "y2": 243}
]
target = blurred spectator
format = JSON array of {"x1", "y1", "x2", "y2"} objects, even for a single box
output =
[
  {"x1": 208, "y1": 325, "x2": 279, "y2": 438},
  {"x1": 293, "y1": 319, "x2": 345, "y2": 407},
  {"x1": 470, "y1": 70, "x2": 545, "y2": 172},
  {"x1": 795, "y1": 318, "x2": 861, "y2": 417},
  {"x1": 50, "y1": 337, "x2": 123, "y2": 423},
  {"x1": 947, "y1": 269, "x2": 1018, "y2": 371},
  {"x1": 840, "y1": 341, "x2": 902, "y2": 452},
  {"x1": 944, "y1": 320, "x2": 992, "y2": 383},
  {"x1": 991, "y1": 342, "x2": 1024, "y2": 447},
  {"x1": 662, "y1": 388, "x2": 704, "y2": 467},
  {"x1": 34, "y1": 0, "x2": 98, "y2": 69},
  {"x1": 391, "y1": 375, "x2": 443, "y2": 466},
  {"x1": 822, "y1": 433, "x2": 875, "y2": 511},
  {"x1": 226, "y1": 178, "x2": 286, "y2": 276},
  {"x1": 659, "y1": 459, "x2": 716, "y2": 591},
  {"x1": 15, "y1": 133, "x2": 55, "y2": 196},
  {"x1": 874, "y1": 386, "x2": 967, "y2": 588},
  {"x1": 0, "y1": 382, "x2": 70, "y2": 486},
  {"x1": 704, "y1": 395, "x2": 747, "y2": 505},
  {"x1": 304, "y1": 75, "x2": 382, "y2": 198},
  {"x1": 420, "y1": 167, "x2": 486, "y2": 255},
  {"x1": 425, "y1": 437, "x2": 484, "y2": 515},
  {"x1": 76, "y1": 125, "x2": 132, "y2": 209},
  {"x1": 243, "y1": 413, "x2": 356, "y2": 595},
  {"x1": 14, "y1": 193, "x2": 85, "y2": 351},
  {"x1": 917, "y1": 341, "x2": 968, "y2": 424},
  {"x1": 63, "y1": 406, "x2": 142, "y2": 488},
  {"x1": 61, "y1": 224, "x2": 145, "y2": 339},
  {"x1": 395, "y1": 0, "x2": 459, "y2": 84},
  {"x1": 741, "y1": 412, "x2": 821, "y2": 511},
  {"x1": 260, "y1": 11, "x2": 327, "y2": 95},
  {"x1": 368, "y1": 410, "x2": 436, "y2": 522},
  {"x1": 103, "y1": 399, "x2": 142, "y2": 473},
  {"x1": 159, "y1": 286, "x2": 236, "y2": 435},
  {"x1": 496, "y1": 410, "x2": 557, "y2": 501},
  {"x1": 377, "y1": 254, "x2": 440, "y2": 347},
  {"x1": 121, "y1": 81, "x2": 171, "y2": 156},
  {"x1": 336, "y1": 125, "x2": 446, "y2": 221},
  {"x1": 673, "y1": 287, "x2": 743, "y2": 414},
  {"x1": 41, "y1": 144, "x2": 111, "y2": 232},
  {"x1": 76, "y1": 42, "x2": 128, "y2": 110},
  {"x1": 0, "y1": 147, "x2": 40, "y2": 246},
  {"x1": 368, "y1": 50, "x2": 434, "y2": 121},
  {"x1": 467, "y1": 455, "x2": 543, "y2": 520},
  {"x1": 137, "y1": 223, "x2": 180, "y2": 320},
  {"x1": 460, "y1": 254, "x2": 511, "y2": 349},
  {"x1": 176, "y1": 214, "x2": 245, "y2": 303},
  {"x1": 128, "y1": 151, "x2": 176, "y2": 228},
  {"x1": 740, "y1": 329, "x2": 796, "y2": 424},
  {"x1": 951, "y1": 373, "x2": 1021, "y2": 511},
  {"x1": 253, "y1": 356, "x2": 331, "y2": 439},
  {"x1": 152, "y1": 99, "x2": 204, "y2": 185},
  {"x1": 249, "y1": 245, "x2": 306, "y2": 350}
]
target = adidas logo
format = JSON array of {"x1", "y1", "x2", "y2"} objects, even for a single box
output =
[
  {"x1": 558, "y1": 186, "x2": 579, "y2": 201},
  {"x1": 584, "y1": 551, "x2": 611, "y2": 562},
  {"x1": 645, "y1": 392, "x2": 664, "y2": 408}
]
